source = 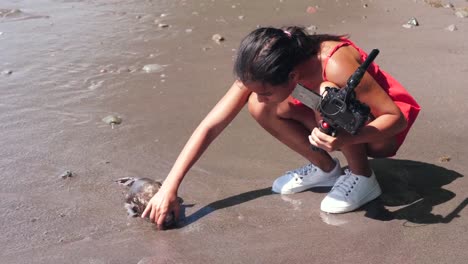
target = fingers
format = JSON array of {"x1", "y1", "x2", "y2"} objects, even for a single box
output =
[
  {"x1": 149, "y1": 204, "x2": 157, "y2": 223},
  {"x1": 141, "y1": 204, "x2": 151, "y2": 219},
  {"x1": 309, "y1": 128, "x2": 333, "y2": 151},
  {"x1": 156, "y1": 212, "x2": 167, "y2": 230}
]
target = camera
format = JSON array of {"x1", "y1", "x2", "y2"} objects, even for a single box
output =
[
  {"x1": 292, "y1": 49, "x2": 379, "y2": 136},
  {"x1": 319, "y1": 83, "x2": 370, "y2": 136}
]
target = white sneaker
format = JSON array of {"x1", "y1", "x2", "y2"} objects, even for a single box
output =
[
  {"x1": 320, "y1": 170, "x2": 382, "y2": 214},
  {"x1": 272, "y1": 158, "x2": 342, "y2": 194}
]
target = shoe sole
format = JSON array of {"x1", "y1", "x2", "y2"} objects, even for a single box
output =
[
  {"x1": 272, "y1": 177, "x2": 339, "y2": 194},
  {"x1": 320, "y1": 185, "x2": 382, "y2": 214}
]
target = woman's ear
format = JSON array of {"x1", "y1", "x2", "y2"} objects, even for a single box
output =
[{"x1": 289, "y1": 71, "x2": 299, "y2": 83}]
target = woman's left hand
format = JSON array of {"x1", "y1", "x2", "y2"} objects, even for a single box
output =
[{"x1": 309, "y1": 127, "x2": 349, "y2": 152}]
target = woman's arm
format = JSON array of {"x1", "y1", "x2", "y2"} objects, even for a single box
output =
[
  {"x1": 315, "y1": 46, "x2": 407, "y2": 148},
  {"x1": 142, "y1": 81, "x2": 251, "y2": 228},
  {"x1": 163, "y1": 80, "x2": 251, "y2": 191}
]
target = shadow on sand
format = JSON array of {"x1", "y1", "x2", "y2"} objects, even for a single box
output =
[
  {"x1": 179, "y1": 158, "x2": 465, "y2": 228},
  {"x1": 179, "y1": 187, "x2": 274, "y2": 227},
  {"x1": 363, "y1": 158, "x2": 466, "y2": 225}
]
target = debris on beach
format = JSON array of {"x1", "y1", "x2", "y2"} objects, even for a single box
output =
[
  {"x1": 445, "y1": 24, "x2": 458, "y2": 31},
  {"x1": 424, "y1": 0, "x2": 444, "y2": 8},
  {"x1": 158, "y1": 23, "x2": 169, "y2": 28},
  {"x1": 439, "y1": 155, "x2": 451, "y2": 162},
  {"x1": 60, "y1": 170, "x2": 73, "y2": 179},
  {"x1": 212, "y1": 33, "x2": 225, "y2": 44},
  {"x1": 454, "y1": 8, "x2": 468, "y2": 18},
  {"x1": 306, "y1": 25, "x2": 318, "y2": 34},
  {"x1": 402, "y1": 17, "x2": 419, "y2": 28},
  {"x1": 1, "y1": 69, "x2": 13, "y2": 75},
  {"x1": 0, "y1": 8, "x2": 22, "y2": 18},
  {"x1": 142, "y1": 64, "x2": 164, "y2": 73},
  {"x1": 444, "y1": 3, "x2": 455, "y2": 9},
  {"x1": 115, "y1": 177, "x2": 183, "y2": 229},
  {"x1": 102, "y1": 115, "x2": 122, "y2": 128},
  {"x1": 306, "y1": 6, "x2": 317, "y2": 14}
]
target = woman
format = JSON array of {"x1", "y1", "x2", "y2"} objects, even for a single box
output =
[{"x1": 142, "y1": 26, "x2": 420, "y2": 229}]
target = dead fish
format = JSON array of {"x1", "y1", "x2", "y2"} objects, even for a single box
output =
[{"x1": 115, "y1": 177, "x2": 181, "y2": 229}]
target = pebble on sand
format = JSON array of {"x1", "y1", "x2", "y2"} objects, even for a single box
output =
[
  {"x1": 306, "y1": 6, "x2": 317, "y2": 14},
  {"x1": 445, "y1": 24, "x2": 457, "y2": 31},
  {"x1": 439, "y1": 155, "x2": 451, "y2": 162},
  {"x1": 60, "y1": 170, "x2": 73, "y2": 179},
  {"x1": 306, "y1": 25, "x2": 318, "y2": 34},
  {"x1": 403, "y1": 17, "x2": 419, "y2": 28},
  {"x1": 102, "y1": 115, "x2": 122, "y2": 128},
  {"x1": 454, "y1": 8, "x2": 468, "y2": 18},
  {"x1": 425, "y1": 0, "x2": 444, "y2": 8},
  {"x1": 212, "y1": 34, "x2": 225, "y2": 44},
  {"x1": 2, "y1": 69, "x2": 13, "y2": 75},
  {"x1": 142, "y1": 64, "x2": 164, "y2": 73}
]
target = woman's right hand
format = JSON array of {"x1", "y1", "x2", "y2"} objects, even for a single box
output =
[{"x1": 141, "y1": 184, "x2": 180, "y2": 230}]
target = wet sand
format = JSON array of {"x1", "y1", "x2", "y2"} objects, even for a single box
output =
[{"x1": 1, "y1": 0, "x2": 467, "y2": 263}]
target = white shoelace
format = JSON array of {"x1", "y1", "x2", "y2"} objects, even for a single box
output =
[
  {"x1": 286, "y1": 163, "x2": 318, "y2": 179},
  {"x1": 331, "y1": 169, "x2": 359, "y2": 197}
]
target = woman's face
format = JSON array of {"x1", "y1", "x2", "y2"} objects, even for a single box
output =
[{"x1": 244, "y1": 80, "x2": 296, "y2": 104}]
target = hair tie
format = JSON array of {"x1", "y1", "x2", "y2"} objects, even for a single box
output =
[{"x1": 283, "y1": 30, "x2": 292, "y2": 38}]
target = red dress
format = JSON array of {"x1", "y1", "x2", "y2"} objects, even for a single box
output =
[{"x1": 298, "y1": 39, "x2": 421, "y2": 153}]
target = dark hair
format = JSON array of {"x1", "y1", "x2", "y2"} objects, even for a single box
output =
[{"x1": 234, "y1": 26, "x2": 344, "y2": 86}]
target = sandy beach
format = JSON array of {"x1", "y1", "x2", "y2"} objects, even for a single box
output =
[{"x1": 1, "y1": 0, "x2": 467, "y2": 263}]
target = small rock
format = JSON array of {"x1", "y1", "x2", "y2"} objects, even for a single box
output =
[
  {"x1": 306, "y1": 6, "x2": 317, "y2": 13},
  {"x1": 102, "y1": 115, "x2": 122, "y2": 128},
  {"x1": 439, "y1": 156, "x2": 451, "y2": 162},
  {"x1": 238, "y1": 15, "x2": 244, "y2": 20},
  {"x1": 455, "y1": 8, "x2": 468, "y2": 18},
  {"x1": 403, "y1": 17, "x2": 419, "y2": 28},
  {"x1": 212, "y1": 34, "x2": 225, "y2": 44},
  {"x1": 306, "y1": 25, "x2": 318, "y2": 34},
  {"x1": 445, "y1": 24, "x2": 457, "y2": 31},
  {"x1": 444, "y1": 3, "x2": 454, "y2": 9},
  {"x1": 142, "y1": 64, "x2": 164, "y2": 73},
  {"x1": 158, "y1": 23, "x2": 169, "y2": 28},
  {"x1": 425, "y1": 0, "x2": 443, "y2": 8},
  {"x1": 2, "y1": 70, "x2": 13, "y2": 75},
  {"x1": 160, "y1": 13, "x2": 168, "y2": 18},
  {"x1": 363, "y1": 4, "x2": 368, "y2": 8},
  {"x1": 60, "y1": 170, "x2": 72, "y2": 179}
]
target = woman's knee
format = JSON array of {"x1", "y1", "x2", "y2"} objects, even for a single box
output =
[{"x1": 367, "y1": 140, "x2": 399, "y2": 158}]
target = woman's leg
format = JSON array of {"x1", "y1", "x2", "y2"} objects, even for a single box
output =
[{"x1": 248, "y1": 93, "x2": 335, "y2": 172}]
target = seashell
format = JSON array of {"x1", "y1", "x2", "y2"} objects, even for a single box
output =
[{"x1": 102, "y1": 115, "x2": 122, "y2": 128}]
